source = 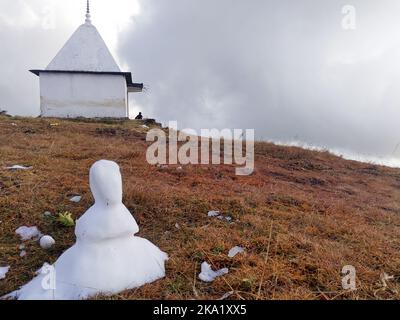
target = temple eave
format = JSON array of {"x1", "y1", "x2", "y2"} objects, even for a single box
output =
[{"x1": 30, "y1": 69, "x2": 142, "y2": 92}]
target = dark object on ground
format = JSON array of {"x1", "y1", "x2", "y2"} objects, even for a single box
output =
[
  {"x1": 135, "y1": 112, "x2": 143, "y2": 120},
  {"x1": 0, "y1": 110, "x2": 11, "y2": 117}
]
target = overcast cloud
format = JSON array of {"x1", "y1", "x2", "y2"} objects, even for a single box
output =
[{"x1": 2, "y1": 0, "x2": 400, "y2": 163}]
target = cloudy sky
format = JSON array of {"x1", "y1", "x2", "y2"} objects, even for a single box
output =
[{"x1": 1, "y1": 0, "x2": 400, "y2": 164}]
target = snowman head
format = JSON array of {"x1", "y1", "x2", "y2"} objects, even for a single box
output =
[{"x1": 89, "y1": 160, "x2": 123, "y2": 206}]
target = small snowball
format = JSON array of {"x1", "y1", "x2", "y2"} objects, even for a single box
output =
[
  {"x1": 228, "y1": 246, "x2": 245, "y2": 258},
  {"x1": 0, "y1": 266, "x2": 10, "y2": 280},
  {"x1": 40, "y1": 235, "x2": 56, "y2": 249},
  {"x1": 16, "y1": 226, "x2": 41, "y2": 241},
  {"x1": 70, "y1": 196, "x2": 82, "y2": 203},
  {"x1": 198, "y1": 262, "x2": 229, "y2": 282}
]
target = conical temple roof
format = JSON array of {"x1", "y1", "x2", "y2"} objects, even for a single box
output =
[{"x1": 46, "y1": 22, "x2": 121, "y2": 72}]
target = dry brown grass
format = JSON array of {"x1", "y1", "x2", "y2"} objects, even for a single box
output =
[{"x1": 0, "y1": 115, "x2": 399, "y2": 300}]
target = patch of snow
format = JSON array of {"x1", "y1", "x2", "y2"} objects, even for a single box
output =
[
  {"x1": 208, "y1": 211, "x2": 220, "y2": 217},
  {"x1": 70, "y1": 196, "x2": 82, "y2": 203},
  {"x1": 20, "y1": 251, "x2": 26, "y2": 258},
  {"x1": 40, "y1": 236, "x2": 55, "y2": 249},
  {"x1": 15, "y1": 226, "x2": 41, "y2": 241},
  {"x1": 44, "y1": 211, "x2": 52, "y2": 217},
  {"x1": 198, "y1": 262, "x2": 229, "y2": 282},
  {"x1": 19, "y1": 244, "x2": 25, "y2": 250},
  {"x1": 208, "y1": 211, "x2": 232, "y2": 222},
  {"x1": 13, "y1": 160, "x2": 168, "y2": 300},
  {"x1": 141, "y1": 125, "x2": 150, "y2": 129},
  {"x1": 0, "y1": 266, "x2": 10, "y2": 280},
  {"x1": 5, "y1": 165, "x2": 32, "y2": 171},
  {"x1": 175, "y1": 223, "x2": 180, "y2": 229},
  {"x1": 217, "y1": 215, "x2": 232, "y2": 222},
  {"x1": 228, "y1": 246, "x2": 245, "y2": 258}
]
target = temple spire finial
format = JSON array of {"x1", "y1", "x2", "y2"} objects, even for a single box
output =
[{"x1": 85, "y1": 0, "x2": 92, "y2": 24}]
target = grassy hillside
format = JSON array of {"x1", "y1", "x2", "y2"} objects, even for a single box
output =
[{"x1": 0, "y1": 115, "x2": 399, "y2": 300}]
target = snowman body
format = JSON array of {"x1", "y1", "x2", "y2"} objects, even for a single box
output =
[{"x1": 16, "y1": 160, "x2": 168, "y2": 300}]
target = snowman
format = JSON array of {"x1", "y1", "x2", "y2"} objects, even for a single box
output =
[{"x1": 14, "y1": 160, "x2": 168, "y2": 300}]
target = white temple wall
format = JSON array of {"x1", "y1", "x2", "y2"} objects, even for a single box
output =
[{"x1": 40, "y1": 73, "x2": 128, "y2": 118}]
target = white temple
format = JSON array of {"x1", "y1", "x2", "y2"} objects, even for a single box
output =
[{"x1": 30, "y1": 1, "x2": 142, "y2": 119}]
